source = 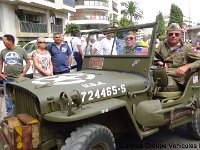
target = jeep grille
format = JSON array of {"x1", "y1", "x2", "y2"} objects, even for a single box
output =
[{"x1": 7, "y1": 84, "x2": 40, "y2": 116}]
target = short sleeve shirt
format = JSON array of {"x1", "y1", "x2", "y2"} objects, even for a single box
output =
[
  {"x1": 0, "y1": 47, "x2": 28, "y2": 78},
  {"x1": 96, "y1": 38, "x2": 117, "y2": 55},
  {"x1": 33, "y1": 50, "x2": 51, "y2": 78},
  {"x1": 50, "y1": 42, "x2": 72, "y2": 73},
  {"x1": 71, "y1": 37, "x2": 82, "y2": 53}
]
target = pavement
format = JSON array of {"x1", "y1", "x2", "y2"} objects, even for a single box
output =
[
  {"x1": 0, "y1": 87, "x2": 6, "y2": 120},
  {"x1": 0, "y1": 97, "x2": 6, "y2": 120}
]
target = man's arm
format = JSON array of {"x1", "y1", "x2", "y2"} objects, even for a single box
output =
[
  {"x1": 77, "y1": 45, "x2": 84, "y2": 58},
  {"x1": 176, "y1": 46, "x2": 200, "y2": 76},
  {"x1": 20, "y1": 59, "x2": 30, "y2": 77},
  {"x1": 68, "y1": 54, "x2": 72, "y2": 67},
  {"x1": 0, "y1": 61, "x2": 6, "y2": 80}
]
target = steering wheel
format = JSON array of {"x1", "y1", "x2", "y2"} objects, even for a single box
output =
[{"x1": 154, "y1": 51, "x2": 165, "y2": 67}]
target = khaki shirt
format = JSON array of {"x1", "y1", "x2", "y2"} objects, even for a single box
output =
[
  {"x1": 155, "y1": 40, "x2": 200, "y2": 84},
  {"x1": 122, "y1": 46, "x2": 135, "y2": 55}
]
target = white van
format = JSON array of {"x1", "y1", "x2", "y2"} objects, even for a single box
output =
[
  {"x1": 0, "y1": 41, "x2": 5, "y2": 51},
  {"x1": 23, "y1": 37, "x2": 77, "y2": 78}
]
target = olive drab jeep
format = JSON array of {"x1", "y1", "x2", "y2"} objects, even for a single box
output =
[{"x1": 1, "y1": 22, "x2": 200, "y2": 150}]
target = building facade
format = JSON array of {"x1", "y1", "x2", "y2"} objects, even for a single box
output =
[
  {"x1": 0, "y1": 0, "x2": 124, "y2": 41},
  {"x1": 0, "y1": 0, "x2": 75, "y2": 41},
  {"x1": 187, "y1": 26, "x2": 200, "y2": 46},
  {"x1": 70, "y1": 0, "x2": 121, "y2": 31}
]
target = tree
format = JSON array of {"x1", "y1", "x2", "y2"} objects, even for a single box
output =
[
  {"x1": 64, "y1": 23, "x2": 80, "y2": 35},
  {"x1": 118, "y1": 16, "x2": 133, "y2": 28},
  {"x1": 156, "y1": 12, "x2": 166, "y2": 41},
  {"x1": 168, "y1": 4, "x2": 184, "y2": 27},
  {"x1": 109, "y1": 13, "x2": 119, "y2": 27},
  {"x1": 123, "y1": 1, "x2": 143, "y2": 23}
]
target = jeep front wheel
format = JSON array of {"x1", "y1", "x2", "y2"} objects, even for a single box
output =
[
  {"x1": 188, "y1": 111, "x2": 200, "y2": 140},
  {"x1": 61, "y1": 124, "x2": 116, "y2": 150}
]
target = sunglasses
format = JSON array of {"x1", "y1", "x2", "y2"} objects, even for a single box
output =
[
  {"x1": 126, "y1": 37, "x2": 134, "y2": 41},
  {"x1": 168, "y1": 32, "x2": 180, "y2": 37},
  {"x1": 37, "y1": 41, "x2": 45, "y2": 44}
]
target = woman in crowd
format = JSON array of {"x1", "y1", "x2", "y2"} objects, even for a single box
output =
[{"x1": 32, "y1": 37, "x2": 53, "y2": 78}]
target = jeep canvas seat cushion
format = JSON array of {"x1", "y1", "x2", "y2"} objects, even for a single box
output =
[
  {"x1": 153, "y1": 68, "x2": 182, "y2": 98},
  {"x1": 156, "y1": 91, "x2": 182, "y2": 98}
]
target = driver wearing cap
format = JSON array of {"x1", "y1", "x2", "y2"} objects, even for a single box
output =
[{"x1": 155, "y1": 23, "x2": 200, "y2": 91}]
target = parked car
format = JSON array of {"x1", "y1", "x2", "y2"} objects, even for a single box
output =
[
  {"x1": 23, "y1": 37, "x2": 77, "y2": 78},
  {"x1": 0, "y1": 40, "x2": 5, "y2": 51}
]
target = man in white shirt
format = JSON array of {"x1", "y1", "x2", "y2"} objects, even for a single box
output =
[
  {"x1": 71, "y1": 31, "x2": 84, "y2": 71},
  {"x1": 95, "y1": 33, "x2": 117, "y2": 55},
  {"x1": 92, "y1": 34, "x2": 104, "y2": 55}
]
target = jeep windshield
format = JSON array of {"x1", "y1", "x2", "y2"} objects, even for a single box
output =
[{"x1": 83, "y1": 22, "x2": 157, "y2": 72}]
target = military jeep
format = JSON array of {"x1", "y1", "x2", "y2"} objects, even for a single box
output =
[{"x1": 1, "y1": 22, "x2": 200, "y2": 150}]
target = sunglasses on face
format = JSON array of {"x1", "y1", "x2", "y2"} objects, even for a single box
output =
[
  {"x1": 168, "y1": 32, "x2": 180, "y2": 37},
  {"x1": 37, "y1": 41, "x2": 45, "y2": 44},
  {"x1": 126, "y1": 37, "x2": 134, "y2": 41}
]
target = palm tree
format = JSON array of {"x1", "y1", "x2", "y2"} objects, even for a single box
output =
[
  {"x1": 119, "y1": 16, "x2": 133, "y2": 27},
  {"x1": 64, "y1": 23, "x2": 80, "y2": 35},
  {"x1": 124, "y1": 1, "x2": 143, "y2": 23}
]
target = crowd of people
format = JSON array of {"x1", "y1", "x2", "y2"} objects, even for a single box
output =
[
  {"x1": 88, "y1": 31, "x2": 149, "y2": 55},
  {"x1": 0, "y1": 22, "x2": 200, "y2": 116}
]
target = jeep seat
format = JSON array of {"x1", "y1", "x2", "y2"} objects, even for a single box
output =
[{"x1": 152, "y1": 68, "x2": 182, "y2": 98}]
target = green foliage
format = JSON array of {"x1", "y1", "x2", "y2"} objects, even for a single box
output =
[
  {"x1": 123, "y1": 1, "x2": 143, "y2": 23},
  {"x1": 156, "y1": 12, "x2": 166, "y2": 41},
  {"x1": 18, "y1": 41, "x2": 26, "y2": 47},
  {"x1": 109, "y1": 13, "x2": 119, "y2": 27},
  {"x1": 64, "y1": 23, "x2": 80, "y2": 35},
  {"x1": 168, "y1": 4, "x2": 183, "y2": 27},
  {"x1": 118, "y1": 17, "x2": 133, "y2": 28},
  {"x1": 158, "y1": 34, "x2": 166, "y2": 41}
]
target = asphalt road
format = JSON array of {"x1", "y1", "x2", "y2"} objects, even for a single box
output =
[{"x1": 116, "y1": 125, "x2": 200, "y2": 150}]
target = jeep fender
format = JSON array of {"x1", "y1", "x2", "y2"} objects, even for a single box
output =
[
  {"x1": 43, "y1": 98, "x2": 127, "y2": 122},
  {"x1": 135, "y1": 100, "x2": 164, "y2": 126}
]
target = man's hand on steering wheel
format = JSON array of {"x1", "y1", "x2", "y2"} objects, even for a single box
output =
[
  {"x1": 154, "y1": 51, "x2": 168, "y2": 69},
  {"x1": 156, "y1": 61, "x2": 168, "y2": 70}
]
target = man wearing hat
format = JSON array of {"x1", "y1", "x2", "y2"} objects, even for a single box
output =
[{"x1": 155, "y1": 23, "x2": 200, "y2": 91}]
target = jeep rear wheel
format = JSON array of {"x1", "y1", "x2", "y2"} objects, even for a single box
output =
[
  {"x1": 61, "y1": 124, "x2": 116, "y2": 150},
  {"x1": 188, "y1": 111, "x2": 200, "y2": 140}
]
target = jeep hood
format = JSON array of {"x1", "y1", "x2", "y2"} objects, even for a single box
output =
[{"x1": 7, "y1": 70, "x2": 148, "y2": 114}]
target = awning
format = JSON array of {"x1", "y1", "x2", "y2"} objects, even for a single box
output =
[{"x1": 18, "y1": 4, "x2": 47, "y2": 14}]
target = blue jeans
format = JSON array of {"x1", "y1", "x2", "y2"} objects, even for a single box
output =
[{"x1": 3, "y1": 78, "x2": 14, "y2": 116}]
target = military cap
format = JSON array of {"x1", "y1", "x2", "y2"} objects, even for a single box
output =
[{"x1": 167, "y1": 23, "x2": 182, "y2": 32}]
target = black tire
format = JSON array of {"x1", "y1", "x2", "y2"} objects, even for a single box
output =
[
  {"x1": 188, "y1": 112, "x2": 200, "y2": 140},
  {"x1": 61, "y1": 124, "x2": 116, "y2": 150}
]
